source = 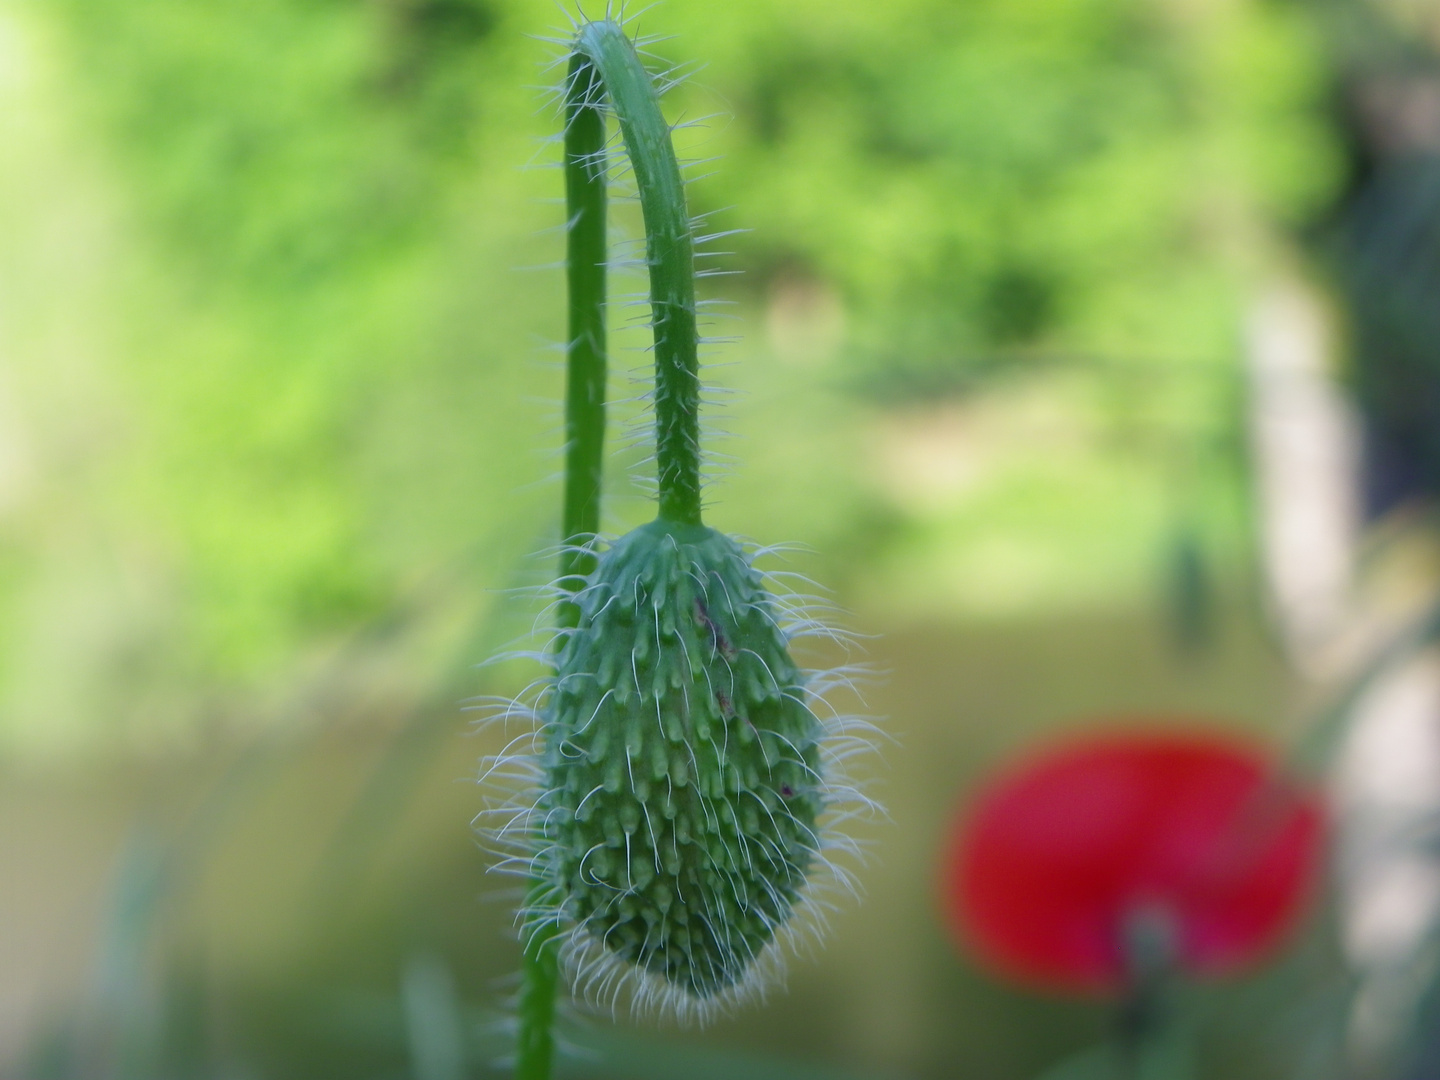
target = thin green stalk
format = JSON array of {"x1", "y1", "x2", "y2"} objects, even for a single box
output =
[
  {"x1": 515, "y1": 905, "x2": 559, "y2": 1080},
  {"x1": 515, "y1": 49, "x2": 607, "y2": 1080},
  {"x1": 515, "y1": 50, "x2": 606, "y2": 1080},
  {"x1": 516, "y1": 19, "x2": 703, "y2": 1079},
  {"x1": 1116, "y1": 913, "x2": 1194, "y2": 1080},
  {"x1": 575, "y1": 20, "x2": 702, "y2": 527},
  {"x1": 558, "y1": 50, "x2": 608, "y2": 602}
]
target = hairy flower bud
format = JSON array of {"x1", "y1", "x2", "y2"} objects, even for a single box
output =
[{"x1": 538, "y1": 518, "x2": 823, "y2": 1003}]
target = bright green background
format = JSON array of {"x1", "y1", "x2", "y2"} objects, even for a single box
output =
[{"x1": 0, "y1": 0, "x2": 1337, "y2": 753}]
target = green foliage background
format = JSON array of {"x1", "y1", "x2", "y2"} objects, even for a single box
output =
[{"x1": 0, "y1": 0, "x2": 1338, "y2": 752}]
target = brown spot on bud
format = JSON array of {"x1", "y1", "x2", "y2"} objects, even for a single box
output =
[{"x1": 694, "y1": 597, "x2": 737, "y2": 661}]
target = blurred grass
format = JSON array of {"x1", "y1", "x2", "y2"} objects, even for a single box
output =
[{"x1": 4, "y1": 593, "x2": 1314, "y2": 1078}]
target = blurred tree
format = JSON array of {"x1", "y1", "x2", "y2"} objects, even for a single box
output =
[
  {"x1": 654, "y1": 0, "x2": 1338, "y2": 384},
  {"x1": 1324, "y1": 0, "x2": 1440, "y2": 515},
  {"x1": 0, "y1": 0, "x2": 1341, "y2": 748}
]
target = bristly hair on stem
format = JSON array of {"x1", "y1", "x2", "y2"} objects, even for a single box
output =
[{"x1": 570, "y1": 18, "x2": 701, "y2": 528}]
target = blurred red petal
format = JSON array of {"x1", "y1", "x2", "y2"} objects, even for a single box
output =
[{"x1": 942, "y1": 726, "x2": 1325, "y2": 994}]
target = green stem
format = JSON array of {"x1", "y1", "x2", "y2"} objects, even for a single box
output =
[
  {"x1": 517, "y1": 20, "x2": 704, "y2": 1079},
  {"x1": 558, "y1": 50, "x2": 607, "y2": 601},
  {"x1": 574, "y1": 20, "x2": 702, "y2": 526},
  {"x1": 1116, "y1": 912, "x2": 1194, "y2": 1080},
  {"x1": 515, "y1": 899, "x2": 559, "y2": 1080},
  {"x1": 516, "y1": 49, "x2": 608, "y2": 1080}
]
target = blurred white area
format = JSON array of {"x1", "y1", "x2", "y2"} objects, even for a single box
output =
[
  {"x1": 1335, "y1": 651, "x2": 1440, "y2": 1057},
  {"x1": 1245, "y1": 282, "x2": 1359, "y2": 675},
  {"x1": 1247, "y1": 280, "x2": 1440, "y2": 1066}
]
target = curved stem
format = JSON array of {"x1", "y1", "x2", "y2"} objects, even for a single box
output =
[{"x1": 574, "y1": 20, "x2": 702, "y2": 526}]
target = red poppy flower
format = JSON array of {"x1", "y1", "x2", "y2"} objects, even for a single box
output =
[{"x1": 942, "y1": 727, "x2": 1325, "y2": 994}]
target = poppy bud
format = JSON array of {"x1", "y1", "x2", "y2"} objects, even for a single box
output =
[{"x1": 535, "y1": 518, "x2": 827, "y2": 1009}]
